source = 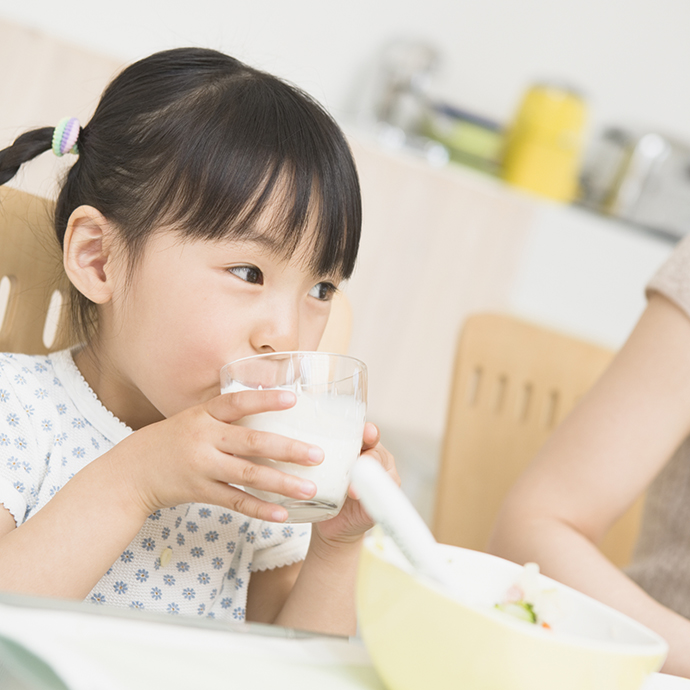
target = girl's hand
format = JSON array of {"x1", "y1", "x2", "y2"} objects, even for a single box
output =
[
  {"x1": 107, "y1": 390, "x2": 323, "y2": 523},
  {"x1": 313, "y1": 422, "x2": 399, "y2": 546}
]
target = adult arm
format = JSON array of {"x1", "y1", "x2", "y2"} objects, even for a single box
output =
[{"x1": 488, "y1": 293, "x2": 690, "y2": 676}]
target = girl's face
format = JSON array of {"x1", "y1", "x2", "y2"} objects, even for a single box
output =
[{"x1": 93, "y1": 226, "x2": 340, "y2": 428}]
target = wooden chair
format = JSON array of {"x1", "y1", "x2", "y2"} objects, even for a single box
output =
[
  {"x1": 0, "y1": 186, "x2": 353, "y2": 357},
  {"x1": 432, "y1": 312, "x2": 644, "y2": 568},
  {"x1": 0, "y1": 187, "x2": 72, "y2": 354}
]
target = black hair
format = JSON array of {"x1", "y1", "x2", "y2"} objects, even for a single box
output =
[{"x1": 0, "y1": 47, "x2": 362, "y2": 340}]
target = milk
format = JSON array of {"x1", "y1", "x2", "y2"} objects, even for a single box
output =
[{"x1": 222, "y1": 381, "x2": 366, "y2": 522}]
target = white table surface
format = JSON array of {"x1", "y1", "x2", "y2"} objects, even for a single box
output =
[
  {"x1": 0, "y1": 593, "x2": 687, "y2": 690},
  {"x1": 0, "y1": 594, "x2": 384, "y2": 690}
]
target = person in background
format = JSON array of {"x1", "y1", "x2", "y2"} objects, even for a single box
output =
[
  {"x1": 489, "y1": 236, "x2": 690, "y2": 676},
  {"x1": 0, "y1": 47, "x2": 398, "y2": 632}
]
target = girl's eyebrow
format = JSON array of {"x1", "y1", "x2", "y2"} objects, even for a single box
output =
[
  {"x1": 245, "y1": 234, "x2": 282, "y2": 251},
  {"x1": 219, "y1": 233, "x2": 281, "y2": 253}
]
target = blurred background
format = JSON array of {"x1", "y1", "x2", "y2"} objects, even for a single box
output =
[
  {"x1": 2, "y1": 0, "x2": 689, "y2": 138},
  {"x1": 1, "y1": 0, "x2": 688, "y2": 520}
]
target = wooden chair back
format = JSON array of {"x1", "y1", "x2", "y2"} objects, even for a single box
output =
[
  {"x1": 0, "y1": 187, "x2": 353, "y2": 357},
  {"x1": 433, "y1": 312, "x2": 644, "y2": 568},
  {"x1": 0, "y1": 187, "x2": 72, "y2": 354}
]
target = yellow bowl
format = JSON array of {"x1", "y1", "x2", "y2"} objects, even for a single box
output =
[{"x1": 357, "y1": 534, "x2": 667, "y2": 690}]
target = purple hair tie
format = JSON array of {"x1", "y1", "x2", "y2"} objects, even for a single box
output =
[{"x1": 52, "y1": 117, "x2": 80, "y2": 157}]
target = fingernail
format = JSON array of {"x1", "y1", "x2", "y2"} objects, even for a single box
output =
[
  {"x1": 299, "y1": 481, "x2": 316, "y2": 498},
  {"x1": 308, "y1": 447, "x2": 324, "y2": 464},
  {"x1": 279, "y1": 391, "x2": 295, "y2": 405},
  {"x1": 271, "y1": 508, "x2": 288, "y2": 522}
]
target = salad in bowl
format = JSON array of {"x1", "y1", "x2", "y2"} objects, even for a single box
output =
[{"x1": 356, "y1": 531, "x2": 668, "y2": 690}]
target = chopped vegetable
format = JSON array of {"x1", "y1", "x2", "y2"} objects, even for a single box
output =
[
  {"x1": 494, "y1": 562, "x2": 561, "y2": 629},
  {"x1": 495, "y1": 601, "x2": 537, "y2": 623}
]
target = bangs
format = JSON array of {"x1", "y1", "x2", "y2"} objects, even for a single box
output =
[{"x1": 137, "y1": 73, "x2": 361, "y2": 279}]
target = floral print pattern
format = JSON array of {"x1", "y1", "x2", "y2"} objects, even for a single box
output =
[{"x1": 0, "y1": 350, "x2": 311, "y2": 620}]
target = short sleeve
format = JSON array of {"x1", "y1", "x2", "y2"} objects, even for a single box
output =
[
  {"x1": 646, "y1": 234, "x2": 690, "y2": 320},
  {"x1": 0, "y1": 474, "x2": 26, "y2": 525},
  {"x1": 0, "y1": 356, "x2": 48, "y2": 525},
  {"x1": 250, "y1": 522, "x2": 312, "y2": 572}
]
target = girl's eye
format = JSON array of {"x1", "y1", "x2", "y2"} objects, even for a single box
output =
[
  {"x1": 309, "y1": 282, "x2": 337, "y2": 302},
  {"x1": 229, "y1": 265, "x2": 263, "y2": 285}
]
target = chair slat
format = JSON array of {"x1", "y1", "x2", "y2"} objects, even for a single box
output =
[
  {"x1": 433, "y1": 312, "x2": 644, "y2": 568},
  {"x1": 0, "y1": 187, "x2": 72, "y2": 354}
]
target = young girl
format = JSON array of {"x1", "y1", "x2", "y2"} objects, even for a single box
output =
[{"x1": 0, "y1": 47, "x2": 397, "y2": 634}]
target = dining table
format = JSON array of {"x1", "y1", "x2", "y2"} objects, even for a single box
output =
[
  {"x1": 0, "y1": 591, "x2": 384, "y2": 690},
  {"x1": 0, "y1": 591, "x2": 687, "y2": 690}
]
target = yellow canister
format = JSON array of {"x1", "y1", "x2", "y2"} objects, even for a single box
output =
[{"x1": 501, "y1": 83, "x2": 587, "y2": 202}]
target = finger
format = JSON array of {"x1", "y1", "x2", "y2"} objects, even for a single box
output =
[
  {"x1": 209, "y1": 451, "x2": 318, "y2": 502},
  {"x1": 203, "y1": 482, "x2": 291, "y2": 523},
  {"x1": 215, "y1": 421, "x2": 324, "y2": 467},
  {"x1": 361, "y1": 422, "x2": 380, "y2": 450},
  {"x1": 206, "y1": 389, "x2": 296, "y2": 423}
]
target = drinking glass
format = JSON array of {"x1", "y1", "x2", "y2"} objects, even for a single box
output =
[{"x1": 221, "y1": 352, "x2": 367, "y2": 523}]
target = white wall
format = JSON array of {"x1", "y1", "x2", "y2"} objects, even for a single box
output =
[
  {"x1": 1, "y1": 0, "x2": 689, "y2": 142},
  {"x1": 508, "y1": 202, "x2": 675, "y2": 349}
]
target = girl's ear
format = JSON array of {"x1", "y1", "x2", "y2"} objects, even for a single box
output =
[{"x1": 63, "y1": 205, "x2": 121, "y2": 305}]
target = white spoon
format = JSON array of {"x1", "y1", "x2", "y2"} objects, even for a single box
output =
[{"x1": 350, "y1": 455, "x2": 459, "y2": 595}]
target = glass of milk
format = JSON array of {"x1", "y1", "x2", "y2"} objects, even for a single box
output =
[{"x1": 221, "y1": 352, "x2": 367, "y2": 523}]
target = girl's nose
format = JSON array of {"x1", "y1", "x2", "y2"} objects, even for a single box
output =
[{"x1": 252, "y1": 304, "x2": 301, "y2": 354}]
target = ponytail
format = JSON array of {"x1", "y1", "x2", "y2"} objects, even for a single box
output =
[{"x1": 0, "y1": 127, "x2": 54, "y2": 186}]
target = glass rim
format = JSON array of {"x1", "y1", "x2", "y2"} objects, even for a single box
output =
[{"x1": 221, "y1": 350, "x2": 367, "y2": 377}]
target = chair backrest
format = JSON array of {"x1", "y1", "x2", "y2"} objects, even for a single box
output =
[
  {"x1": 433, "y1": 312, "x2": 644, "y2": 568},
  {"x1": 0, "y1": 187, "x2": 72, "y2": 354},
  {"x1": 0, "y1": 186, "x2": 353, "y2": 357}
]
